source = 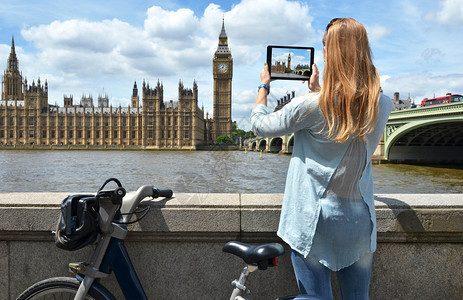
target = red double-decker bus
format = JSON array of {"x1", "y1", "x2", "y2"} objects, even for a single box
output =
[{"x1": 421, "y1": 93, "x2": 463, "y2": 106}]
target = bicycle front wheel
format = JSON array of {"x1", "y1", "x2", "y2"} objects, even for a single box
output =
[{"x1": 16, "y1": 277, "x2": 107, "y2": 300}]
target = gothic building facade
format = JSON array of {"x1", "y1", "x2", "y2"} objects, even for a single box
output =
[
  {"x1": 0, "y1": 22, "x2": 232, "y2": 148},
  {"x1": 271, "y1": 53, "x2": 291, "y2": 74}
]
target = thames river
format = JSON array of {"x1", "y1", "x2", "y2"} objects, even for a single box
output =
[{"x1": 0, "y1": 150, "x2": 462, "y2": 194}]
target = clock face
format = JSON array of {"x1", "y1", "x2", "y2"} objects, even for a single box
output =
[{"x1": 218, "y1": 62, "x2": 228, "y2": 73}]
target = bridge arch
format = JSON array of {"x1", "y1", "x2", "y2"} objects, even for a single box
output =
[
  {"x1": 269, "y1": 137, "x2": 283, "y2": 153},
  {"x1": 251, "y1": 141, "x2": 257, "y2": 151},
  {"x1": 258, "y1": 139, "x2": 267, "y2": 151},
  {"x1": 287, "y1": 134, "x2": 294, "y2": 153},
  {"x1": 386, "y1": 117, "x2": 463, "y2": 163}
]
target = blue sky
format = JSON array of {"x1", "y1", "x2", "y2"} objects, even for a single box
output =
[{"x1": 1, "y1": 0, "x2": 462, "y2": 130}]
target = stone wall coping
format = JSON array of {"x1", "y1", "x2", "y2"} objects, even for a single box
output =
[
  {"x1": 0, "y1": 192, "x2": 461, "y2": 208},
  {"x1": 0, "y1": 193, "x2": 462, "y2": 240}
]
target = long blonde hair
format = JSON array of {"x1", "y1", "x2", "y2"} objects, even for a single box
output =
[{"x1": 319, "y1": 18, "x2": 380, "y2": 143}]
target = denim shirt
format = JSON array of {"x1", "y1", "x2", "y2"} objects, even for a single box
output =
[{"x1": 251, "y1": 92, "x2": 392, "y2": 258}]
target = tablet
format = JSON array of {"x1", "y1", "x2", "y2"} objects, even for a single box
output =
[{"x1": 267, "y1": 45, "x2": 315, "y2": 80}]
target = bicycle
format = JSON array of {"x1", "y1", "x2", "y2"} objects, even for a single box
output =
[{"x1": 16, "y1": 178, "x2": 318, "y2": 300}]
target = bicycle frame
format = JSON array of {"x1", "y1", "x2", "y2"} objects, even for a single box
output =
[
  {"x1": 99, "y1": 236, "x2": 147, "y2": 299},
  {"x1": 72, "y1": 186, "x2": 156, "y2": 300},
  {"x1": 29, "y1": 182, "x2": 294, "y2": 300}
]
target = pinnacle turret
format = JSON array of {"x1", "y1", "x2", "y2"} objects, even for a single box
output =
[
  {"x1": 219, "y1": 17, "x2": 227, "y2": 39},
  {"x1": 7, "y1": 35, "x2": 19, "y2": 72}
]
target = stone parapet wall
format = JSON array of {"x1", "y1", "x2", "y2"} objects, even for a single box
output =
[{"x1": 1, "y1": 193, "x2": 462, "y2": 299}]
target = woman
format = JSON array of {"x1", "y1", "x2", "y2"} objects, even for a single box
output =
[{"x1": 251, "y1": 18, "x2": 392, "y2": 299}]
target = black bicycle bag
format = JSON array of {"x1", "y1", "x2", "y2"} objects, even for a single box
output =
[{"x1": 55, "y1": 194, "x2": 100, "y2": 251}]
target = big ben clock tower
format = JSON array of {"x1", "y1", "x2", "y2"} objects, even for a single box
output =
[{"x1": 212, "y1": 18, "x2": 233, "y2": 141}]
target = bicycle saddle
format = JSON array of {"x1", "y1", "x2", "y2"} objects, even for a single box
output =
[{"x1": 223, "y1": 241, "x2": 285, "y2": 269}]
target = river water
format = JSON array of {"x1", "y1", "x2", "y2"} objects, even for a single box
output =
[{"x1": 0, "y1": 150, "x2": 462, "y2": 194}]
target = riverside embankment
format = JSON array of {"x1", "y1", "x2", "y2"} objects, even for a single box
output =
[{"x1": 1, "y1": 193, "x2": 462, "y2": 299}]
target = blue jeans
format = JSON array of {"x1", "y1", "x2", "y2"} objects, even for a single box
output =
[{"x1": 291, "y1": 250, "x2": 373, "y2": 300}]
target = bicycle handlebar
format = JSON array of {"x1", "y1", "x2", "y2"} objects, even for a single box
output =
[
  {"x1": 118, "y1": 185, "x2": 173, "y2": 224},
  {"x1": 153, "y1": 188, "x2": 173, "y2": 199}
]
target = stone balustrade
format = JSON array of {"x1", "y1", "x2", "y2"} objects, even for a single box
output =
[{"x1": 1, "y1": 193, "x2": 462, "y2": 299}]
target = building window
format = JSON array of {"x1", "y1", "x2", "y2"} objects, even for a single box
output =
[
  {"x1": 96, "y1": 131, "x2": 100, "y2": 139},
  {"x1": 42, "y1": 118, "x2": 47, "y2": 126},
  {"x1": 69, "y1": 130, "x2": 73, "y2": 138},
  {"x1": 0, "y1": 117, "x2": 3, "y2": 126},
  {"x1": 105, "y1": 131, "x2": 109, "y2": 138},
  {"x1": 114, "y1": 131, "x2": 118, "y2": 138},
  {"x1": 60, "y1": 117, "x2": 64, "y2": 126},
  {"x1": 69, "y1": 118, "x2": 73, "y2": 126},
  {"x1": 0, "y1": 130, "x2": 4, "y2": 138},
  {"x1": 87, "y1": 117, "x2": 91, "y2": 127},
  {"x1": 19, "y1": 117, "x2": 23, "y2": 126},
  {"x1": 114, "y1": 119, "x2": 118, "y2": 127},
  {"x1": 184, "y1": 116, "x2": 190, "y2": 126},
  {"x1": 19, "y1": 130, "x2": 23, "y2": 138},
  {"x1": 174, "y1": 117, "x2": 177, "y2": 126},
  {"x1": 87, "y1": 130, "x2": 91, "y2": 139},
  {"x1": 96, "y1": 117, "x2": 100, "y2": 126},
  {"x1": 60, "y1": 131, "x2": 64, "y2": 138},
  {"x1": 29, "y1": 130, "x2": 34, "y2": 138},
  {"x1": 30, "y1": 99, "x2": 35, "y2": 107},
  {"x1": 148, "y1": 116, "x2": 154, "y2": 126},
  {"x1": 105, "y1": 118, "x2": 109, "y2": 126},
  {"x1": 167, "y1": 130, "x2": 171, "y2": 139},
  {"x1": 174, "y1": 130, "x2": 177, "y2": 139},
  {"x1": 78, "y1": 117, "x2": 82, "y2": 126},
  {"x1": 78, "y1": 131, "x2": 82, "y2": 138},
  {"x1": 148, "y1": 130, "x2": 153, "y2": 139},
  {"x1": 123, "y1": 131, "x2": 127, "y2": 139},
  {"x1": 9, "y1": 117, "x2": 14, "y2": 126},
  {"x1": 51, "y1": 130, "x2": 56, "y2": 138},
  {"x1": 9, "y1": 130, "x2": 14, "y2": 138},
  {"x1": 132, "y1": 117, "x2": 137, "y2": 127},
  {"x1": 29, "y1": 117, "x2": 35, "y2": 126},
  {"x1": 122, "y1": 118, "x2": 127, "y2": 127},
  {"x1": 132, "y1": 131, "x2": 136, "y2": 139},
  {"x1": 184, "y1": 130, "x2": 189, "y2": 139},
  {"x1": 51, "y1": 117, "x2": 55, "y2": 126},
  {"x1": 42, "y1": 130, "x2": 47, "y2": 138},
  {"x1": 167, "y1": 117, "x2": 171, "y2": 126}
]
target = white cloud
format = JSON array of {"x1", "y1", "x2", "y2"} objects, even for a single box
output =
[
  {"x1": 380, "y1": 72, "x2": 463, "y2": 102},
  {"x1": 22, "y1": 19, "x2": 124, "y2": 53},
  {"x1": 144, "y1": 6, "x2": 200, "y2": 41},
  {"x1": 8, "y1": 0, "x2": 316, "y2": 123},
  {"x1": 365, "y1": 24, "x2": 390, "y2": 42},
  {"x1": 425, "y1": 0, "x2": 463, "y2": 29}
]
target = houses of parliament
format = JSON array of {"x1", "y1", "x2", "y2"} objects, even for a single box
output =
[{"x1": 0, "y1": 21, "x2": 233, "y2": 149}]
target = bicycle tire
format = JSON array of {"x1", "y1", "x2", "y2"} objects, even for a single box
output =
[{"x1": 16, "y1": 277, "x2": 107, "y2": 300}]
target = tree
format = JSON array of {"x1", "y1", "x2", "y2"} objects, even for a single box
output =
[
  {"x1": 215, "y1": 134, "x2": 234, "y2": 144},
  {"x1": 231, "y1": 122, "x2": 255, "y2": 140}
]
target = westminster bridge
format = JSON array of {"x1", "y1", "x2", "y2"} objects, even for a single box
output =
[{"x1": 248, "y1": 101, "x2": 463, "y2": 163}]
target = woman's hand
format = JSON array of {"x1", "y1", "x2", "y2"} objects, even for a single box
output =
[
  {"x1": 255, "y1": 64, "x2": 271, "y2": 106},
  {"x1": 260, "y1": 63, "x2": 271, "y2": 85},
  {"x1": 308, "y1": 63, "x2": 321, "y2": 92}
]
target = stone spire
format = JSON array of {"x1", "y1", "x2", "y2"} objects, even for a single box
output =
[
  {"x1": 219, "y1": 17, "x2": 227, "y2": 39},
  {"x1": 215, "y1": 17, "x2": 231, "y2": 54},
  {"x1": 8, "y1": 35, "x2": 19, "y2": 72},
  {"x1": 2, "y1": 35, "x2": 23, "y2": 100}
]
